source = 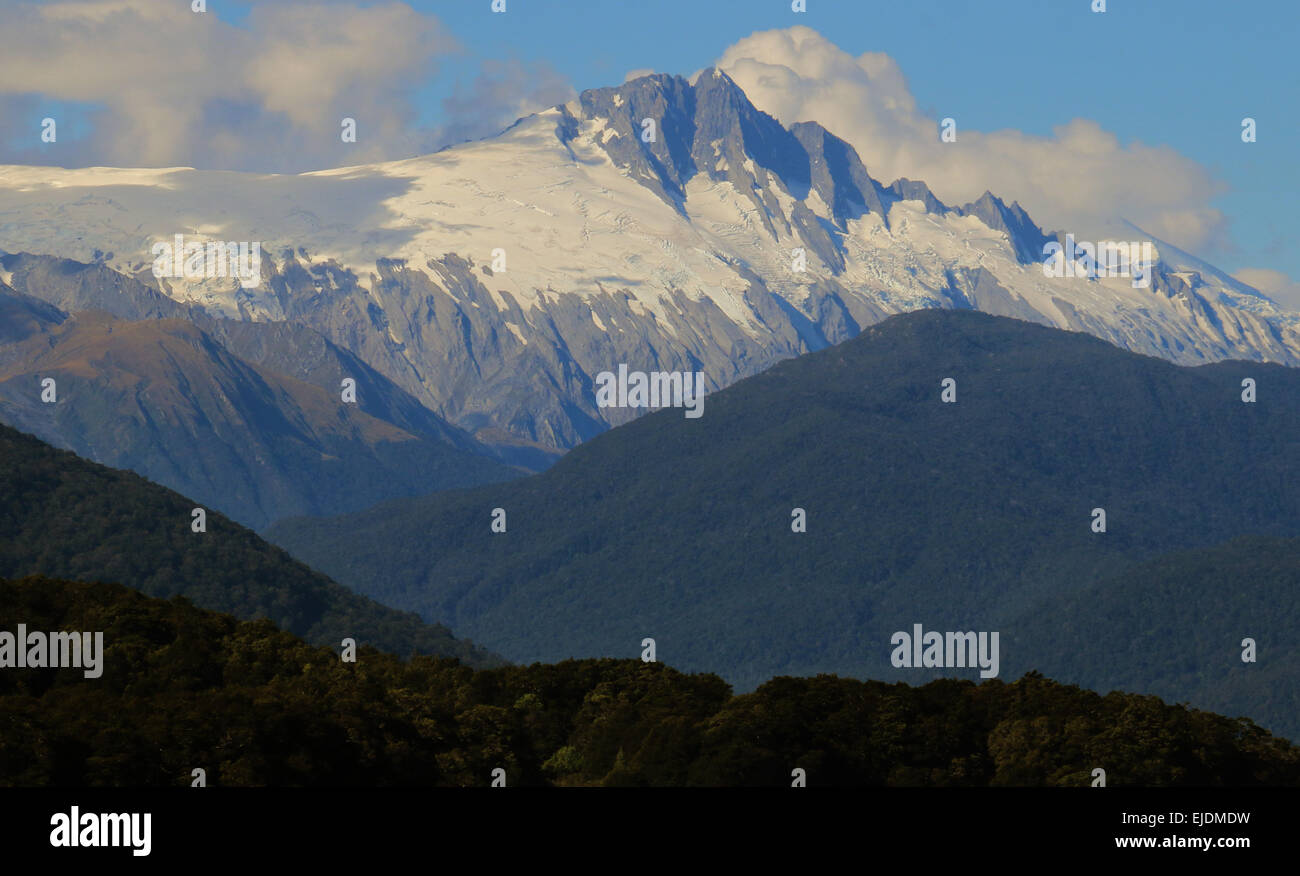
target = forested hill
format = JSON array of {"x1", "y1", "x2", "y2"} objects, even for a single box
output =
[
  {"x1": 267, "y1": 309, "x2": 1300, "y2": 698},
  {"x1": 0, "y1": 422, "x2": 501, "y2": 666},
  {"x1": 2, "y1": 576, "x2": 1296, "y2": 787},
  {"x1": 1004, "y1": 535, "x2": 1300, "y2": 741}
]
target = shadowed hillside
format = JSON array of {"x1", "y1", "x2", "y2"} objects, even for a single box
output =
[
  {"x1": 0, "y1": 277, "x2": 522, "y2": 529},
  {"x1": 0, "y1": 423, "x2": 502, "y2": 666}
]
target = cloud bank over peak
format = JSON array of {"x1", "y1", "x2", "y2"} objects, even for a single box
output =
[
  {"x1": 1234, "y1": 268, "x2": 1300, "y2": 311},
  {"x1": 716, "y1": 26, "x2": 1230, "y2": 256},
  {"x1": 0, "y1": 0, "x2": 571, "y2": 173}
]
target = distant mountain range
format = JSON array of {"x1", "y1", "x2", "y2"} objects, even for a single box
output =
[
  {"x1": 0, "y1": 262, "x2": 524, "y2": 529},
  {"x1": 1, "y1": 68, "x2": 1296, "y2": 460},
  {"x1": 267, "y1": 310, "x2": 1300, "y2": 740},
  {"x1": 0, "y1": 421, "x2": 501, "y2": 666}
]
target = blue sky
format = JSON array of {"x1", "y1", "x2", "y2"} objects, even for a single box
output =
[{"x1": 2, "y1": 0, "x2": 1296, "y2": 287}]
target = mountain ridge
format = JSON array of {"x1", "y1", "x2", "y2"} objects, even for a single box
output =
[{"x1": 0, "y1": 69, "x2": 1295, "y2": 455}]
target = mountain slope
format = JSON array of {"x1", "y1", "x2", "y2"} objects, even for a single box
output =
[
  {"x1": 267, "y1": 310, "x2": 1300, "y2": 729},
  {"x1": 0, "y1": 422, "x2": 501, "y2": 666},
  {"x1": 0, "y1": 291, "x2": 520, "y2": 528},
  {"x1": 1004, "y1": 535, "x2": 1300, "y2": 740},
  {"x1": 0, "y1": 252, "x2": 497, "y2": 446},
  {"x1": 4, "y1": 576, "x2": 1295, "y2": 786},
  {"x1": 0, "y1": 281, "x2": 64, "y2": 346},
  {"x1": 1, "y1": 70, "x2": 1295, "y2": 453}
]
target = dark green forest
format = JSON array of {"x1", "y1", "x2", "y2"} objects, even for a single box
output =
[
  {"x1": 0, "y1": 422, "x2": 500, "y2": 667},
  {"x1": 267, "y1": 311, "x2": 1300, "y2": 732},
  {"x1": 2, "y1": 576, "x2": 1295, "y2": 787},
  {"x1": 1005, "y1": 535, "x2": 1300, "y2": 740}
]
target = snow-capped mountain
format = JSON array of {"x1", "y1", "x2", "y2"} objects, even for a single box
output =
[{"x1": 1, "y1": 68, "x2": 1296, "y2": 451}]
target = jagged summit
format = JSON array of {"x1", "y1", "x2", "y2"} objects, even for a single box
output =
[
  {"x1": 569, "y1": 68, "x2": 982, "y2": 250},
  {"x1": 561, "y1": 68, "x2": 1065, "y2": 281},
  {"x1": 956, "y1": 191, "x2": 1053, "y2": 265}
]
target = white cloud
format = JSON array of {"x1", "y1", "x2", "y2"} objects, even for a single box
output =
[
  {"x1": 438, "y1": 58, "x2": 576, "y2": 148},
  {"x1": 1233, "y1": 268, "x2": 1300, "y2": 312},
  {"x1": 0, "y1": 0, "x2": 571, "y2": 172},
  {"x1": 717, "y1": 26, "x2": 1230, "y2": 253}
]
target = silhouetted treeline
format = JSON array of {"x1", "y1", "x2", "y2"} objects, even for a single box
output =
[{"x1": 2, "y1": 576, "x2": 1295, "y2": 787}]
